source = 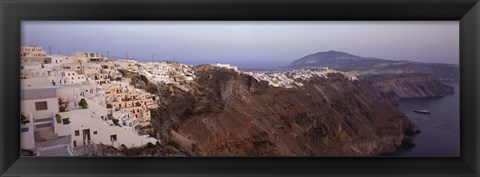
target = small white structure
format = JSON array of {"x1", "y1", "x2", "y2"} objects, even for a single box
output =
[
  {"x1": 213, "y1": 63, "x2": 238, "y2": 71},
  {"x1": 60, "y1": 71, "x2": 87, "y2": 85},
  {"x1": 73, "y1": 52, "x2": 104, "y2": 62},
  {"x1": 21, "y1": 87, "x2": 59, "y2": 120},
  {"x1": 67, "y1": 109, "x2": 157, "y2": 149},
  {"x1": 20, "y1": 112, "x2": 35, "y2": 150}
]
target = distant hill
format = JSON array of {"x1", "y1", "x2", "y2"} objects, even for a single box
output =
[
  {"x1": 290, "y1": 50, "x2": 392, "y2": 68},
  {"x1": 289, "y1": 51, "x2": 459, "y2": 80}
]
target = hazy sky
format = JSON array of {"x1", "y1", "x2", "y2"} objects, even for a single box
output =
[{"x1": 22, "y1": 21, "x2": 459, "y2": 67}]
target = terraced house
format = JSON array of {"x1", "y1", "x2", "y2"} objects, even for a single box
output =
[{"x1": 102, "y1": 81, "x2": 156, "y2": 126}]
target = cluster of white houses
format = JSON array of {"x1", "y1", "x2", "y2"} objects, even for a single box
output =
[
  {"x1": 20, "y1": 46, "x2": 158, "y2": 155},
  {"x1": 137, "y1": 61, "x2": 198, "y2": 93},
  {"x1": 137, "y1": 62, "x2": 241, "y2": 92},
  {"x1": 245, "y1": 67, "x2": 358, "y2": 88},
  {"x1": 138, "y1": 62, "x2": 195, "y2": 85},
  {"x1": 21, "y1": 46, "x2": 110, "y2": 65}
]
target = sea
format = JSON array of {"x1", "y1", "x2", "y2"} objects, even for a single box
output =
[{"x1": 391, "y1": 82, "x2": 460, "y2": 157}]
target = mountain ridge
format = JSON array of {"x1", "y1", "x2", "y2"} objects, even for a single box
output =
[
  {"x1": 289, "y1": 50, "x2": 459, "y2": 80},
  {"x1": 291, "y1": 50, "x2": 457, "y2": 66}
]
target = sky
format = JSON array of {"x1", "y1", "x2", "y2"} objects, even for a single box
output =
[{"x1": 22, "y1": 21, "x2": 459, "y2": 68}]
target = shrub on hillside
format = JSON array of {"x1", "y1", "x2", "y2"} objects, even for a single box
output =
[
  {"x1": 21, "y1": 114, "x2": 29, "y2": 125},
  {"x1": 55, "y1": 114, "x2": 62, "y2": 124},
  {"x1": 79, "y1": 98, "x2": 88, "y2": 109},
  {"x1": 140, "y1": 74, "x2": 149, "y2": 84},
  {"x1": 62, "y1": 118, "x2": 70, "y2": 125},
  {"x1": 167, "y1": 141, "x2": 181, "y2": 149},
  {"x1": 146, "y1": 142, "x2": 155, "y2": 148},
  {"x1": 112, "y1": 119, "x2": 120, "y2": 126}
]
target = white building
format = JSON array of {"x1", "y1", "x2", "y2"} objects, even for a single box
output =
[
  {"x1": 66, "y1": 109, "x2": 157, "y2": 148},
  {"x1": 21, "y1": 46, "x2": 51, "y2": 64},
  {"x1": 73, "y1": 52, "x2": 104, "y2": 62},
  {"x1": 50, "y1": 55, "x2": 78, "y2": 64},
  {"x1": 21, "y1": 87, "x2": 59, "y2": 121},
  {"x1": 59, "y1": 71, "x2": 87, "y2": 85},
  {"x1": 20, "y1": 86, "x2": 160, "y2": 151}
]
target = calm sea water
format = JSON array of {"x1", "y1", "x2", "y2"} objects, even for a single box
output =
[{"x1": 393, "y1": 82, "x2": 460, "y2": 157}]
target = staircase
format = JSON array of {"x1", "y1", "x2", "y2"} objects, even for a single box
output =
[
  {"x1": 34, "y1": 118, "x2": 59, "y2": 142},
  {"x1": 34, "y1": 127, "x2": 59, "y2": 142}
]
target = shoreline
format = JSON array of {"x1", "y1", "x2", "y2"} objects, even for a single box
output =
[{"x1": 385, "y1": 81, "x2": 459, "y2": 157}]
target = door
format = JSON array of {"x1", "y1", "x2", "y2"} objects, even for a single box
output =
[{"x1": 82, "y1": 129, "x2": 91, "y2": 145}]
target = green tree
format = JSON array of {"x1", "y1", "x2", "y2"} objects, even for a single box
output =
[{"x1": 79, "y1": 98, "x2": 88, "y2": 109}]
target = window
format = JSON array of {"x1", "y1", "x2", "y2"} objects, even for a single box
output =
[
  {"x1": 74, "y1": 130, "x2": 80, "y2": 136},
  {"x1": 110, "y1": 134, "x2": 117, "y2": 141},
  {"x1": 34, "y1": 101, "x2": 48, "y2": 110},
  {"x1": 93, "y1": 131, "x2": 98, "y2": 135}
]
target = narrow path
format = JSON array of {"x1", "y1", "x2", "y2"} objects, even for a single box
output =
[{"x1": 34, "y1": 136, "x2": 73, "y2": 156}]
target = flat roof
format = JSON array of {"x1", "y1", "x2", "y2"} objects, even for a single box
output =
[{"x1": 21, "y1": 88, "x2": 57, "y2": 100}]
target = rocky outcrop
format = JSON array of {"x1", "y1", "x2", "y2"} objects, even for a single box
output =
[
  {"x1": 361, "y1": 73, "x2": 454, "y2": 105},
  {"x1": 149, "y1": 66, "x2": 420, "y2": 156}
]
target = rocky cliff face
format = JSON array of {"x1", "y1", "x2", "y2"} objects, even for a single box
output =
[
  {"x1": 148, "y1": 65, "x2": 419, "y2": 156},
  {"x1": 361, "y1": 73, "x2": 455, "y2": 105}
]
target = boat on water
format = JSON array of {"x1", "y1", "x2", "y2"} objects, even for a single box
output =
[{"x1": 413, "y1": 109, "x2": 430, "y2": 114}]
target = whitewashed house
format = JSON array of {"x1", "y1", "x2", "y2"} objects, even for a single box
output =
[{"x1": 21, "y1": 87, "x2": 59, "y2": 121}]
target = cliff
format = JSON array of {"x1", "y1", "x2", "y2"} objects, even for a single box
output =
[
  {"x1": 148, "y1": 66, "x2": 420, "y2": 156},
  {"x1": 361, "y1": 73, "x2": 455, "y2": 105}
]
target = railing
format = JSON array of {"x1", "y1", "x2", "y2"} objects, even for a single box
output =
[{"x1": 51, "y1": 112, "x2": 57, "y2": 125}]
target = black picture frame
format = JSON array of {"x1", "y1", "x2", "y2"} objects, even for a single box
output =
[{"x1": 1, "y1": 0, "x2": 479, "y2": 176}]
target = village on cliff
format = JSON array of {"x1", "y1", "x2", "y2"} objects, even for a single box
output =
[{"x1": 20, "y1": 45, "x2": 358, "y2": 156}]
